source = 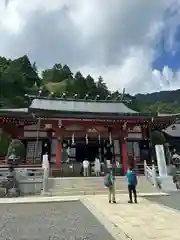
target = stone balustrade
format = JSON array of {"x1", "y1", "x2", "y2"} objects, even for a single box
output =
[
  {"x1": 144, "y1": 160, "x2": 157, "y2": 187},
  {"x1": 0, "y1": 168, "x2": 44, "y2": 196}
]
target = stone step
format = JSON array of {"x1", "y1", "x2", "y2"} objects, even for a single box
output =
[
  {"x1": 50, "y1": 189, "x2": 128, "y2": 196},
  {"x1": 50, "y1": 187, "x2": 159, "y2": 196},
  {"x1": 51, "y1": 184, "x2": 158, "y2": 193},
  {"x1": 54, "y1": 182, "x2": 128, "y2": 187},
  {"x1": 49, "y1": 176, "x2": 148, "y2": 182},
  {"x1": 53, "y1": 183, "x2": 156, "y2": 189},
  {"x1": 48, "y1": 176, "x2": 159, "y2": 196},
  {"x1": 49, "y1": 176, "x2": 148, "y2": 184},
  {"x1": 51, "y1": 182, "x2": 156, "y2": 189},
  {"x1": 52, "y1": 186, "x2": 157, "y2": 193}
]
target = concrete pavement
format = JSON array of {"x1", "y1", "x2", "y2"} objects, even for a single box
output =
[
  {"x1": 0, "y1": 193, "x2": 179, "y2": 240},
  {"x1": 84, "y1": 194, "x2": 180, "y2": 240},
  {"x1": 0, "y1": 201, "x2": 115, "y2": 240}
]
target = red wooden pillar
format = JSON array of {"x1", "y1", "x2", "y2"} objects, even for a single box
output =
[
  {"x1": 16, "y1": 126, "x2": 24, "y2": 139},
  {"x1": 142, "y1": 125, "x2": 148, "y2": 139},
  {"x1": 53, "y1": 119, "x2": 63, "y2": 169},
  {"x1": 56, "y1": 138, "x2": 62, "y2": 168}
]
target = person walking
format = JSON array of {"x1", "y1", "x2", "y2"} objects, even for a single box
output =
[
  {"x1": 104, "y1": 170, "x2": 116, "y2": 203},
  {"x1": 94, "y1": 156, "x2": 101, "y2": 176},
  {"x1": 126, "y1": 167, "x2": 137, "y2": 203},
  {"x1": 83, "y1": 158, "x2": 89, "y2": 177}
]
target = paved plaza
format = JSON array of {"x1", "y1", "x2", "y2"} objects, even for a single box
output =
[
  {"x1": 84, "y1": 194, "x2": 180, "y2": 240},
  {"x1": 0, "y1": 193, "x2": 180, "y2": 240},
  {"x1": 0, "y1": 200, "x2": 115, "y2": 240}
]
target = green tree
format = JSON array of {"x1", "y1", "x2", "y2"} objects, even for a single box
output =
[
  {"x1": 6, "y1": 139, "x2": 25, "y2": 165},
  {"x1": 96, "y1": 76, "x2": 109, "y2": 99},
  {"x1": 0, "y1": 55, "x2": 40, "y2": 107},
  {"x1": 85, "y1": 75, "x2": 97, "y2": 97},
  {"x1": 1, "y1": 54, "x2": 180, "y2": 114},
  {"x1": 73, "y1": 71, "x2": 88, "y2": 98},
  {"x1": 0, "y1": 131, "x2": 11, "y2": 157},
  {"x1": 151, "y1": 131, "x2": 167, "y2": 145}
]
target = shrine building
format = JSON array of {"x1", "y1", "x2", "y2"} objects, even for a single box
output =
[{"x1": 0, "y1": 96, "x2": 177, "y2": 175}]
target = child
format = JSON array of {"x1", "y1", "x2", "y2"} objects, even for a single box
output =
[
  {"x1": 104, "y1": 170, "x2": 116, "y2": 203},
  {"x1": 126, "y1": 167, "x2": 137, "y2": 203}
]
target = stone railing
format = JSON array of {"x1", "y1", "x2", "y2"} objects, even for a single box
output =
[
  {"x1": 144, "y1": 160, "x2": 180, "y2": 191},
  {"x1": 144, "y1": 160, "x2": 157, "y2": 188},
  {"x1": 0, "y1": 168, "x2": 44, "y2": 196}
]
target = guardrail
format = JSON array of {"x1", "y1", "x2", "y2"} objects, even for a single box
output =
[{"x1": 144, "y1": 160, "x2": 157, "y2": 187}]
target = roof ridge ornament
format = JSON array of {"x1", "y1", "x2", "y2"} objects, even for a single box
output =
[
  {"x1": 73, "y1": 93, "x2": 78, "y2": 99},
  {"x1": 94, "y1": 95, "x2": 100, "y2": 101},
  {"x1": 84, "y1": 94, "x2": 89, "y2": 100}
]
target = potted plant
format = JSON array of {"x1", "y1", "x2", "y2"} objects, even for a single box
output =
[{"x1": 6, "y1": 139, "x2": 25, "y2": 166}]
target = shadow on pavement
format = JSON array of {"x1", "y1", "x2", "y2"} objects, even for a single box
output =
[{"x1": 144, "y1": 192, "x2": 180, "y2": 211}]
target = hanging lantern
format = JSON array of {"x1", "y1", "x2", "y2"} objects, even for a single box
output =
[
  {"x1": 109, "y1": 131, "x2": 112, "y2": 145},
  {"x1": 72, "y1": 132, "x2": 75, "y2": 145},
  {"x1": 85, "y1": 133, "x2": 88, "y2": 145},
  {"x1": 98, "y1": 134, "x2": 101, "y2": 144}
]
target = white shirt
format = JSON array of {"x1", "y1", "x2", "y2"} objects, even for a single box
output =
[
  {"x1": 94, "y1": 158, "x2": 100, "y2": 171},
  {"x1": 42, "y1": 154, "x2": 49, "y2": 169},
  {"x1": 83, "y1": 160, "x2": 89, "y2": 168}
]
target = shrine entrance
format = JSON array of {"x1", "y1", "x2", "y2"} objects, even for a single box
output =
[{"x1": 76, "y1": 141, "x2": 99, "y2": 163}]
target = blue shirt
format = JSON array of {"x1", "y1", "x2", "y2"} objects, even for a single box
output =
[{"x1": 126, "y1": 170, "x2": 137, "y2": 186}]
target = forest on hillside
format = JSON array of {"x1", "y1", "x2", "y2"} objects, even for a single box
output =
[{"x1": 0, "y1": 55, "x2": 180, "y2": 114}]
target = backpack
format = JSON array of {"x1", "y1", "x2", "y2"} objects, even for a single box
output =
[{"x1": 104, "y1": 174, "x2": 113, "y2": 187}]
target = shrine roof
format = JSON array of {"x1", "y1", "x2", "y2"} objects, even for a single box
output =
[
  {"x1": 29, "y1": 97, "x2": 145, "y2": 117},
  {"x1": 158, "y1": 113, "x2": 180, "y2": 117},
  {"x1": 0, "y1": 108, "x2": 29, "y2": 116},
  {"x1": 162, "y1": 124, "x2": 180, "y2": 137}
]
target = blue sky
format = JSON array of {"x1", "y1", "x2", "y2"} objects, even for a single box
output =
[{"x1": 153, "y1": 11, "x2": 180, "y2": 71}]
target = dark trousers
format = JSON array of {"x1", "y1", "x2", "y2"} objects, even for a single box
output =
[{"x1": 128, "y1": 184, "x2": 137, "y2": 202}]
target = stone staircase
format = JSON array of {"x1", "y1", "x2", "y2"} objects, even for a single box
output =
[{"x1": 48, "y1": 176, "x2": 160, "y2": 196}]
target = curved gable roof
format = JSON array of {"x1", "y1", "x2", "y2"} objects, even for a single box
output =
[{"x1": 29, "y1": 98, "x2": 138, "y2": 115}]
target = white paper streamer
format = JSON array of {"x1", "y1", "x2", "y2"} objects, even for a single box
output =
[
  {"x1": 98, "y1": 134, "x2": 101, "y2": 144},
  {"x1": 85, "y1": 134, "x2": 88, "y2": 144},
  {"x1": 109, "y1": 131, "x2": 112, "y2": 145},
  {"x1": 72, "y1": 133, "x2": 75, "y2": 144}
]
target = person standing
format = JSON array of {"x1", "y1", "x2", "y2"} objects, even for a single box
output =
[
  {"x1": 126, "y1": 167, "x2": 137, "y2": 203},
  {"x1": 83, "y1": 158, "x2": 89, "y2": 177},
  {"x1": 104, "y1": 170, "x2": 116, "y2": 203},
  {"x1": 94, "y1": 156, "x2": 101, "y2": 176},
  {"x1": 42, "y1": 152, "x2": 50, "y2": 194}
]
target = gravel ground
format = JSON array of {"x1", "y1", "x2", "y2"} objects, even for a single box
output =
[
  {"x1": 0, "y1": 200, "x2": 115, "y2": 240},
  {"x1": 144, "y1": 193, "x2": 180, "y2": 211}
]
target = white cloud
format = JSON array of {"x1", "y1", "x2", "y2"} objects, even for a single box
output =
[{"x1": 0, "y1": 0, "x2": 180, "y2": 94}]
